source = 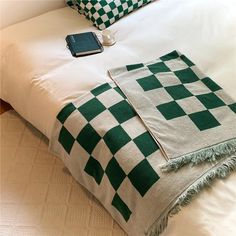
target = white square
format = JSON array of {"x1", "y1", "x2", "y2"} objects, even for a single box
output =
[
  {"x1": 101, "y1": 14, "x2": 109, "y2": 22},
  {"x1": 90, "y1": 110, "x2": 119, "y2": 137},
  {"x1": 138, "y1": 1, "x2": 143, "y2": 7},
  {"x1": 63, "y1": 111, "x2": 88, "y2": 139},
  {"x1": 94, "y1": 3, "x2": 102, "y2": 10},
  {"x1": 103, "y1": 5, "x2": 111, "y2": 13},
  {"x1": 146, "y1": 149, "x2": 165, "y2": 169},
  {"x1": 185, "y1": 80, "x2": 212, "y2": 96},
  {"x1": 119, "y1": 12, "x2": 124, "y2": 18},
  {"x1": 121, "y1": 2, "x2": 128, "y2": 10},
  {"x1": 128, "y1": 6, "x2": 134, "y2": 12},
  {"x1": 112, "y1": 8, "x2": 119, "y2": 16},
  {"x1": 97, "y1": 89, "x2": 124, "y2": 108},
  {"x1": 109, "y1": 17, "x2": 116, "y2": 24},
  {"x1": 86, "y1": 2, "x2": 93, "y2": 10},
  {"x1": 176, "y1": 96, "x2": 206, "y2": 114},
  {"x1": 117, "y1": 178, "x2": 141, "y2": 211},
  {"x1": 99, "y1": 23, "x2": 106, "y2": 30},
  {"x1": 98, "y1": 174, "x2": 116, "y2": 203},
  {"x1": 121, "y1": 116, "x2": 146, "y2": 139},
  {"x1": 70, "y1": 141, "x2": 90, "y2": 167},
  {"x1": 164, "y1": 59, "x2": 188, "y2": 71},
  {"x1": 209, "y1": 106, "x2": 235, "y2": 125},
  {"x1": 93, "y1": 12, "x2": 100, "y2": 19},
  {"x1": 92, "y1": 140, "x2": 113, "y2": 169},
  {"x1": 114, "y1": 142, "x2": 145, "y2": 175},
  {"x1": 156, "y1": 72, "x2": 182, "y2": 87},
  {"x1": 145, "y1": 87, "x2": 174, "y2": 106}
]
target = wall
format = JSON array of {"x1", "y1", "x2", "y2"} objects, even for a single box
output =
[{"x1": 0, "y1": 0, "x2": 66, "y2": 29}]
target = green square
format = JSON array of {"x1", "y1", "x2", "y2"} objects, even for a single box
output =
[
  {"x1": 157, "y1": 101, "x2": 186, "y2": 120},
  {"x1": 126, "y1": 63, "x2": 144, "y2": 71},
  {"x1": 90, "y1": 16, "x2": 96, "y2": 22},
  {"x1": 197, "y1": 93, "x2": 225, "y2": 109},
  {"x1": 90, "y1": 7, "x2": 97, "y2": 15},
  {"x1": 133, "y1": 3, "x2": 138, "y2": 9},
  {"x1": 109, "y1": 100, "x2": 136, "y2": 124},
  {"x1": 189, "y1": 110, "x2": 221, "y2": 131},
  {"x1": 117, "y1": 5, "x2": 123, "y2": 12},
  {"x1": 104, "y1": 20, "x2": 111, "y2": 28},
  {"x1": 105, "y1": 158, "x2": 126, "y2": 190},
  {"x1": 58, "y1": 126, "x2": 75, "y2": 154},
  {"x1": 112, "y1": 193, "x2": 132, "y2": 222},
  {"x1": 77, "y1": 124, "x2": 101, "y2": 154},
  {"x1": 91, "y1": 83, "x2": 112, "y2": 96},
  {"x1": 229, "y1": 103, "x2": 236, "y2": 113},
  {"x1": 174, "y1": 68, "x2": 199, "y2": 83},
  {"x1": 165, "y1": 84, "x2": 193, "y2": 100},
  {"x1": 134, "y1": 132, "x2": 159, "y2": 157},
  {"x1": 78, "y1": 97, "x2": 106, "y2": 122},
  {"x1": 103, "y1": 126, "x2": 131, "y2": 154},
  {"x1": 180, "y1": 55, "x2": 195, "y2": 67},
  {"x1": 109, "y1": 1, "x2": 116, "y2": 10},
  {"x1": 100, "y1": 1, "x2": 107, "y2": 7},
  {"x1": 137, "y1": 75, "x2": 163, "y2": 91},
  {"x1": 57, "y1": 103, "x2": 76, "y2": 124},
  {"x1": 97, "y1": 8, "x2": 105, "y2": 16},
  {"x1": 160, "y1": 50, "x2": 179, "y2": 61},
  {"x1": 66, "y1": 0, "x2": 74, "y2": 7},
  {"x1": 147, "y1": 62, "x2": 171, "y2": 74},
  {"x1": 107, "y1": 11, "x2": 114, "y2": 19},
  {"x1": 128, "y1": 160, "x2": 160, "y2": 197},
  {"x1": 84, "y1": 156, "x2": 104, "y2": 185},
  {"x1": 201, "y1": 77, "x2": 221, "y2": 92},
  {"x1": 127, "y1": 1, "x2": 133, "y2": 7},
  {"x1": 114, "y1": 14, "x2": 120, "y2": 21},
  {"x1": 124, "y1": 8, "x2": 129, "y2": 14},
  {"x1": 96, "y1": 17, "x2": 103, "y2": 25}
]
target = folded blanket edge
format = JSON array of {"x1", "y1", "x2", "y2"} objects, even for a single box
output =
[
  {"x1": 147, "y1": 155, "x2": 236, "y2": 236},
  {"x1": 161, "y1": 138, "x2": 236, "y2": 172}
]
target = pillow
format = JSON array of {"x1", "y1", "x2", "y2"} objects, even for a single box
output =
[{"x1": 66, "y1": 0, "x2": 153, "y2": 30}]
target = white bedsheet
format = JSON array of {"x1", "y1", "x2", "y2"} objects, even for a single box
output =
[{"x1": 1, "y1": 0, "x2": 236, "y2": 235}]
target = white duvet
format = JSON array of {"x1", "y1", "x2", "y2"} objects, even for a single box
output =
[{"x1": 1, "y1": 0, "x2": 236, "y2": 235}]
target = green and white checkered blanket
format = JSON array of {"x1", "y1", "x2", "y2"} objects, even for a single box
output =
[
  {"x1": 50, "y1": 51, "x2": 236, "y2": 236},
  {"x1": 109, "y1": 50, "x2": 236, "y2": 171}
]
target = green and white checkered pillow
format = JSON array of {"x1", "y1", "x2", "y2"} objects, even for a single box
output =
[{"x1": 66, "y1": 0, "x2": 153, "y2": 30}]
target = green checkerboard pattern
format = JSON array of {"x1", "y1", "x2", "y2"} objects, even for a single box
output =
[
  {"x1": 66, "y1": 0, "x2": 152, "y2": 30},
  {"x1": 56, "y1": 82, "x2": 160, "y2": 221},
  {"x1": 130, "y1": 50, "x2": 236, "y2": 131}
]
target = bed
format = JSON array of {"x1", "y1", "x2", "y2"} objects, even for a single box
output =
[{"x1": 1, "y1": 0, "x2": 236, "y2": 235}]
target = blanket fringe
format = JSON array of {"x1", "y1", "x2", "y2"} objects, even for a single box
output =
[
  {"x1": 161, "y1": 139, "x2": 236, "y2": 172},
  {"x1": 146, "y1": 156, "x2": 236, "y2": 236}
]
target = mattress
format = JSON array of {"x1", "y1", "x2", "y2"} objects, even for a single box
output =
[{"x1": 1, "y1": 0, "x2": 236, "y2": 235}]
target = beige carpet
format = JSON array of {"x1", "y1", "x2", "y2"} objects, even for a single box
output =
[{"x1": 0, "y1": 110, "x2": 127, "y2": 236}]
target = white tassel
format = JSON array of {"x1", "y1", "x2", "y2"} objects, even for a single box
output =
[{"x1": 147, "y1": 156, "x2": 236, "y2": 236}]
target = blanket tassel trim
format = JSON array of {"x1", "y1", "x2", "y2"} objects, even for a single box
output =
[
  {"x1": 147, "y1": 155, "x2": 236, "y2": 236},
  {"x1": 161, "y1": 138, "x2": 236, "y2": 172}
]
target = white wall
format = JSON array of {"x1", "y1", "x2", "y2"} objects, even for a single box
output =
[{"x1": 0, "y1": 0, "x2": 66, "y2": 29}]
